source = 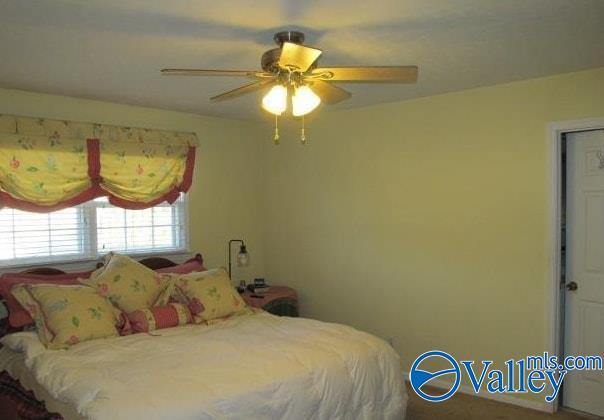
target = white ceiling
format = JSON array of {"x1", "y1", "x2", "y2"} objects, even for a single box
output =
[{"x1": 0, "y1": 0, "x2": 602, "y2": 120}]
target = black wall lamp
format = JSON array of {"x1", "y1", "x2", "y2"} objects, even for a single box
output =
[{"x1": 228, "y1": 239, "x2": 249, "y2": 279}]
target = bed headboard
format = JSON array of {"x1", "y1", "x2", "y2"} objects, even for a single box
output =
[
  {"x1": 0, "y1": 253, "x2": 204, "y2": 339},
  {"x1": 21, "y1": 267, "x2": 67, "y2": 275},
  {"x1": 94, "y1": 253, "x2": 204, "y2": 270}
]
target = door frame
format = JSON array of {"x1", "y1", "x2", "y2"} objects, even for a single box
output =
[{"x1": 547, "y1": 117, "x2": 604, "y2": 413}]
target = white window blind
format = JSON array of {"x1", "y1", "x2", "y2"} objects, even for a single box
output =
[
  {"x1": 0, "y1": 207, "x2": 88, "y2": 264},
  {"x1": 0, "y1": 195, "x2": 187, "y2": 267},
  {"x1": 94, "y1": 197, "x2": 186, "y2": 254}
]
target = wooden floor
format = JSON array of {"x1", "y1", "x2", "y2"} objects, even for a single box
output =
[{"x1": 405, "y1": 384, "x2": 601, "y2": 420}]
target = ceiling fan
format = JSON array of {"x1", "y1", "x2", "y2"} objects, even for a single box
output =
[{"x1": 161, "y1": 31, "x2": 418, "y2": 143}]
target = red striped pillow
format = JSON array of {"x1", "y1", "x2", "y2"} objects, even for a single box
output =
[{"x1": 125, "y1": 303, "x2": 192, "y2": 333}]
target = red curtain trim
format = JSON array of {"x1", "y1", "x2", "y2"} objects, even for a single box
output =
[
  {"x1": 0, "y1": 141, "x2": 196, "y2": 212},
  {"x1": 107, "y1": 188, "x2": 181, "y2": 210},
  {"x1": 87, "y1": 138, "x2": 102, "y2": 184},
  {"x1": 0, "y1": 188, "x2": 101, "y2": 213},
  {"x1": 179, "y1": 146, "x2": 196, "y2": 192}
]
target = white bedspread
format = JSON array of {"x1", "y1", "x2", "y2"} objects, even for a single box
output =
[{"x1": 1, "y1": 312, "x2": 407, "y2": 420}]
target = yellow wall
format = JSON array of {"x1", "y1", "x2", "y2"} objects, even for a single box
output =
[
  {"x1": 262, "y1": 67, "x2": 604, "y2": 402},
  {"x1": 2, "y1": 67, "x2": 604, "y2": 405},
  {"x1": 0, "y1": 87, "x2": 266, "y2": 282}
]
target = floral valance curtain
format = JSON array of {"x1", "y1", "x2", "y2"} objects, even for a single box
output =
[{"x1": 0, "y1": 115, "x2": 198, "y2": 212}]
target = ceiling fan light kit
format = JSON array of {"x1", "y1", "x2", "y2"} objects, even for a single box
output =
[
  {"x1": 262, "y1": 85, "x2": 287, "y2": 115},
  {"x1": 161, "y1": 30, "x2": 418, "y2": 145},
  {"x1": 292, "y1": 86, "x2": 321, "y2": 117}
]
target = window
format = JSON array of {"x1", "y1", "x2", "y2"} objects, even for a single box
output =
[
  {"x1": 0, "y1": 196, "x2": 187, "y2": 267},
  {"x1": 0, "y1": 207, "x2": 88, "y2": 264}
]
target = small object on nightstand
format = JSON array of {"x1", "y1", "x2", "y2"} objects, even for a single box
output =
[
  {"x1": 237, "y1": 280, "x2": 246, "y2": 294},
  {"x1": 252, "y1": 278, "x2": 270, "y2": 294},
  {"x1": 243, "y1": 285, "x2": 298, "y2": 317},
  {"x1": 253, "y1": 285, "x2": 270, "y2": 294}
]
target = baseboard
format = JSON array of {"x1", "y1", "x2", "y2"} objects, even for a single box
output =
[{"x1": 402, "y1": 371, "x2": 552, "y2": 413}]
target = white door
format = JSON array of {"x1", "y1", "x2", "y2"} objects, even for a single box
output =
[{"x1": 564, "y1": 129, "x2": 604, "y2": 417}]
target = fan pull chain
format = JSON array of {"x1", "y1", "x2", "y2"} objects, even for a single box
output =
[
  {"x1": 300, "y1": 116, "x2": 307, "y2": 145},
  {"x1": 273, "y1": 114, "x2": 280, "y2": 145}
]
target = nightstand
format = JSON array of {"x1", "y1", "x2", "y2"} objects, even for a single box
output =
[{"x1": 242, "y1": 286, "x2": 299, "y2": 317}]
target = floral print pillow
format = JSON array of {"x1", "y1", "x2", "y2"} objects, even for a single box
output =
[
  {"x1": 82, "y1": 253, "x2": 171, "y2": 313},
  {"x1": 10, "y1": 285, "x2": 54, "y2": 345},
  {"x1": 12, "y1": 284, "x2": 120, "y2": 349},
  {"x1": 172, "y1": 268, "x2": 248, "y2": 323}
]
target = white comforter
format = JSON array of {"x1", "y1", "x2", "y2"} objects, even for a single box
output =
[{"x1": 1, "y1": 312, "x2": 407, "y2": 420}]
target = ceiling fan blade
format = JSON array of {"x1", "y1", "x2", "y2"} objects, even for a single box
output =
[
  {"x1": 161, "y1": 69, "x2": 271, "y2": 78},
  {"x1": 210, "y1": 80, "x2": 275, "y2": 102},
  {"x1": 310, "y1": 66, "x2": 418, "y2": 83},
  {"x1": 310, "y1": 81, "x2": 351, "y2": 105},
  {"x1": 278, "y1": 42, "x2": 322, "y2": 72}
]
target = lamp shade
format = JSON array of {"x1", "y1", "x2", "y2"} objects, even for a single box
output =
[
  {"x1": 237, "y1": 244, "x2": 249, "y2": 267},
  {"x1": 262, "y1": 85, "x2": 287, "y2": 115},
  {"x1": 292, "y1": 85, "x2": 321, "y2": 117}
]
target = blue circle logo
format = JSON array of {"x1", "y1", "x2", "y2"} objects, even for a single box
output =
[{"x1": 409, "y1": 350, "x2": 461, "y2": 402}]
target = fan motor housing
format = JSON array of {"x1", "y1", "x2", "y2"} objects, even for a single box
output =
[
  {"x1": 261, "y1": 48, "x2": 281, "y2": 72},
  {"x1": 273, "y1": 31, "x2": 305, "y2": 46}
]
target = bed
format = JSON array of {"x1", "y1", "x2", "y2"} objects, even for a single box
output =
[{"x1": 0, "y1": 255, "x2": 407, "y2": 420}]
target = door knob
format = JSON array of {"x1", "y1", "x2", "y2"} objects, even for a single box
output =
[{"x1": 566, "y1": 281, "x2": 578, "y2": 291}]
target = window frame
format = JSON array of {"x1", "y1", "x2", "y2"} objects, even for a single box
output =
[{"x1": 0, "y1": 196, "x2": 190, "y2": 269}]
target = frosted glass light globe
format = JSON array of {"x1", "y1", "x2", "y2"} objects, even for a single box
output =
[
  {"x1": 262, "y1": 85, "x2": 287, "y2": 115},
  {"x1": 292, "y1": 85, "x2": 321, "y2": 117}
]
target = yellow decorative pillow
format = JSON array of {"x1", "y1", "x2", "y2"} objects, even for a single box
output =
[
  {"x1": 154, "y1": 276, "x2": 175, "y2": 306},
  {"x1": 172, "y1": 268, "x2": 247, "y2": 323},
  {"x1": 10, "y1": 285, "x2": 54, "y2": 345},
  {"x1": 13, "y1": 284, "x2": 119, "y2": 349},
  {"x1": 82, "y1": 254, "x2": 170, "y2": 313}
]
